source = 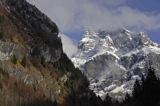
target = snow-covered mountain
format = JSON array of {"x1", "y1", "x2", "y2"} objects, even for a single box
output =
[{"x1": 72, "y1": 29, "x2": 160, "y2": 100}]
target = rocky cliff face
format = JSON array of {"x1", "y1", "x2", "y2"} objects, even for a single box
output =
[
  {"x1": 0, "y1": 0, "x2": 100, "y2": 106},
  {"x1": 72, "y1": 29, "x2": 160, "y2": 100},
  {"x1": 2, "y1": 0, "x2": 62, "y2": 62}
]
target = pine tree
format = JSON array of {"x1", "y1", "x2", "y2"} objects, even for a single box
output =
[
  {"x1": 103, "y1": 94, "x2": 112, "y2": 106},
  {"x1": 142, "y1": 66, "x2": 160, "y2": 106},
  {"x1": 145, "y1": 66, "x2": 157, "y2": 82},
  {"x1": 120, "y1": 66, "x2": 160, "y2": 106},
  {"x1": 132, "y1": 79, "x2": 142, "y2": 98}
]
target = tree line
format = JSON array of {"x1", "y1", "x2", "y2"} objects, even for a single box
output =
[{"x1": 103, "y1": 66, "x2": 160, "y2": 106}]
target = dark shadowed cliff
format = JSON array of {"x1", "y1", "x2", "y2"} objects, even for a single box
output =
[{"x1": 0, "y1": 0, "x2": 102, "y2": 106}]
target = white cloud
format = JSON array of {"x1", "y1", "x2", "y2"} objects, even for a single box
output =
[
  {"x1": 95, "y1": 0, "x2": 126, "y2": 7},
  {"x1": 59, "y1": 33, "x2": 78, "y2": 58},
  {"x1": 26, "y1": 0, "x2": 160, "y2": 57},
  {"x1": 27, "y1": 0, "x2": 160, "y2": 35}
]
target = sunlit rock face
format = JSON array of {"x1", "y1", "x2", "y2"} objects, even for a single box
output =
[{"x1": 72, "y1": 29, "x2": 160, "y2": 100}]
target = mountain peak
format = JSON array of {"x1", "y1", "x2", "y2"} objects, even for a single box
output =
[
  {"x1": 72, "y1": 28, "x2": 160, "y2": 99},
  {"x1": 78, "y1": 28, "x2": 153, "y2": 57}
]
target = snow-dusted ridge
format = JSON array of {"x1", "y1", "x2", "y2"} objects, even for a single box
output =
[{"x1": 72, "y1": 28, "x2": 160, "y2": 100}]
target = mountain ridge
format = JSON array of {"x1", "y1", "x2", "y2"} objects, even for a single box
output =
[{"x1": 72, "y1": 28, "x2": 160, "y2": 100}]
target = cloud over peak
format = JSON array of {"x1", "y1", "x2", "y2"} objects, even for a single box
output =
[
  {"x1": 59, "y1": 33, "x2": 78, "y2": 58},
  {"x1": 27, "y1": 0, "x2": 160, "y2": 33}
]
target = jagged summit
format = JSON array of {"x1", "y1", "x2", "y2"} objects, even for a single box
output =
[
  {"x1": 72, "y1": 28, "x2": 160, "y2": 100},
  {"x1": 73, "y1": 29, "x2": 156, "y2": 68}
]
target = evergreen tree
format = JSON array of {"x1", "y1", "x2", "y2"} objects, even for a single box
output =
[
  {"x1": 142, "y1": 67, "x2": 160, "y2": 106},
  {"x1": 120, "y1": 66, "x2": 160, "y2": 106},
  {"x1": 145, "y1": 66, "x2": 157, "y2": 82},
  {"x1": 132, "y1": 79, "x2": 142, "y2": 98},
  {"x1": 103, "y1": 94, "x2": 112, "y2": 106}
]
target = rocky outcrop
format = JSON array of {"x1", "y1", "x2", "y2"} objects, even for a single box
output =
[
  {"x1": 1, "y1": 0, "x2": 62, "y2": 63},
  {"x1": 0, "y1": 0, "x2": 100, "y2": 106}
]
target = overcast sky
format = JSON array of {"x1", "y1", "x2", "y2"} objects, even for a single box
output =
[{"x1": 27, "y1": 0, "x2": 160, "y2": 57}]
